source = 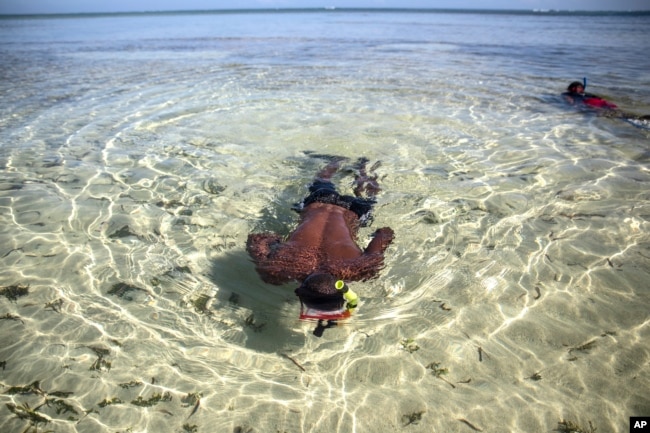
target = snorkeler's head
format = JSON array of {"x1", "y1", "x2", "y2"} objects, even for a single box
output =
[
  {"x1": 567, "y1": 81, "x2": 584, "y2": 93},
  {"x1": 295, "y1": 273, "x2": 344, "y2": 311}
]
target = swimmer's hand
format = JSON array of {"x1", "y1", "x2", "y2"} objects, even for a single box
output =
[
  {"x1": 365, "y1": 227, "x2": 394, "y2": 254},
  {"x1": 246, "y1": 232, "x2": 282, "y2": 260}
]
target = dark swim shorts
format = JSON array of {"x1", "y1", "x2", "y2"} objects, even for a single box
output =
[{"x1": 295, "y1": 180, "x2": 375, "y2": 225}]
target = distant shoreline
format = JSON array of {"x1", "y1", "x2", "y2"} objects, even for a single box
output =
[{"x1": 1, "y1": 8, "x2": 649, "y2": 19}]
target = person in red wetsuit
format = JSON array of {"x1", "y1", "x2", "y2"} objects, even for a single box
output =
[
  {"x1": 562, "y1": 81, "x2": 650, "y2": 130},
  {"x1": 246, "y1": 156, "x2": 394, "y2": 335},
  {"x1": 563, "y1": 81, "x2": 618, "y2": 109}
]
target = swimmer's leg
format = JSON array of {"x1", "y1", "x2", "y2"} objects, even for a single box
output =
[
  {"x1": 353, "y1": 157, "x2": 381, "y2": 198},
  {"x1": 303, "y1": 151, "x2": 349, "y2": 181},
  {"x1": 315, "y1": 156, "x2": 348, "y2": 182},
  {"x1": 303, "y1": 150, "x2": 348, "y2": 163},
  {"x1": 293, "y1": 157, "x2": 346, "y2": 212}
]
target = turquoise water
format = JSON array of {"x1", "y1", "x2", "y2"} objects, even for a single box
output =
[{"x1": 1, "y1": 9, "x2": 649, "y2": 433}]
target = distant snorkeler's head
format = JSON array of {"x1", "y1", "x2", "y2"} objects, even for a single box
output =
[
  {"x1": 567, "y1": 81, "x2": 584, "y2": 93},
  {"x1": 295, "y1": 273, "x2": 344, "y2": 312}
]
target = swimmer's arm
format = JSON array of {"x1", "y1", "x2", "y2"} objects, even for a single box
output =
[
  {"x1": 364, "y1": 227, "x2": 394, "y2": 255},
  {"x1": 336, "y1": 230, "x2": 393, "y2": 280},
  {"x1": 562, "y1": 93, "x2": 577, "y2": 105}
]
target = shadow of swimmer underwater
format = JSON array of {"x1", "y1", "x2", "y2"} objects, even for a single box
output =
[{"x1": 246, "y1": 154, "x2": 394, "y2": 337}]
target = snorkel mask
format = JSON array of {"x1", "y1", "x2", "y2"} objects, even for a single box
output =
[
  {"x1": 295, "y1": 274, "x2": 359, "y2": 325},
  {"x1": 297, "y1": 280, "x2": 358, "y2": 320}
]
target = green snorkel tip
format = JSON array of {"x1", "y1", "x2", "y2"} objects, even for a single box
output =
[{"x1": 335, "y1": 280, "x2": 358, "y2": 309}]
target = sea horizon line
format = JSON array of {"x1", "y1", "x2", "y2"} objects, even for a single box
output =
[{"x1": 1, "y1": 7, "x2": 649, "y2": 19}]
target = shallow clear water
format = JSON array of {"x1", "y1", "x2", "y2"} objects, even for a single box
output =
[{"x1": 1, "y1": 9, "x2": 649, "y2": 433}]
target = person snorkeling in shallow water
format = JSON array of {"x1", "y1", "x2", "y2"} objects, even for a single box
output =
[
  {"x1": 562, "y1": 80, "x2": 650, "y2": 129},
  {"x1": 563, "y1": 81, "x2": 618, "y2": 109},
  {"x1": 246, "y1": 155, "x2": 394, "y2": 336}
]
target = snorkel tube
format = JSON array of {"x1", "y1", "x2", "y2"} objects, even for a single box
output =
[
  {"x1": 583, "y1": 76, "x2": 587, "y2": 91},
  {"x1": 335, "y1": 280, "x2": 358, "y2": 311},
  {"x1": 302, "y1": 279, "x2": 359, "y2": 337}
]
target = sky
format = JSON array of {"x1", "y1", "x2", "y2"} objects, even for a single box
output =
[{"x1": 0, "y1": 0, "x2": 648, "y2": 15}]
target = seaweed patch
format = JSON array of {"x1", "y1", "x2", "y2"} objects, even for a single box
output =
[
  {"x1": 6, "y1": 402, "x2": 50, "y2": 427},
  {"x1": 181, "y1": 392, "x2": 202, "y2": 419},
  {"x1": 526, "y1": 372, "x2": 543, "y2": 381},
  {"x1": 131, "y1": 391, "x2": 173, "y2": 407},
  {"x1": 87, "y1": 346, "x2": 112, "y2": 372},
  {"x1": 0, "y1": 284, "x2": 29, "y2": 301},
  {"x1": 44, "y1": 298, "x2": 64, "y2": 312},
  {"x1": 107, "y1": 282, "x2": 148, "y2": 301},
  {"x1": 118, "y1": 380, "x2": 143, "y2": 389},
  {"x1": 401, "y1": 411, "x2": 425, "y2": 426},
  {"x1": 47, "y1": 398, "x2": 79, "y2": 417},
  {"x1": 98, "y1": 397, "x2": 123, "y2": 408},
  {"x1": 0, "y1": 313, "x2": 24, "y2": 324},
  {"x1": 191, "y1": 294, "x2": 213, "y2": 315},
  {"x1": 400, "y1": 338, "x2": 419, "y2": 353},
  {"x1": 4, "y1": 381, "x2": 81, "y2": 430},
  {"x1": 426, "y1": 362, "x2": 456, "y2": 389},
  {"x1": 557, "y1": 419, "x2": 597, "y2": 433}
]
